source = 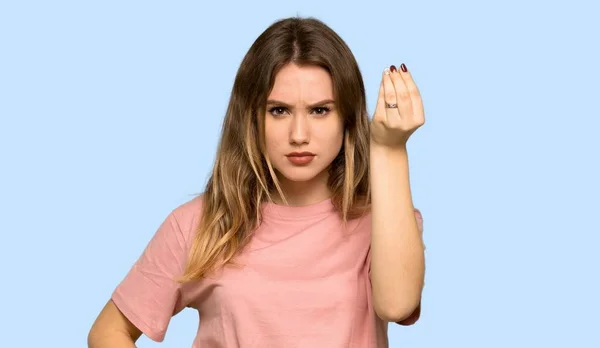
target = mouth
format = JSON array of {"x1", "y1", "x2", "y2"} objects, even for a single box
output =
[
  {"x1": 286, "y1": 152, "x2": 315, "y2": 157},
  {"x1": 285, "y1": 152, "x2": 316, "y2": 165}
]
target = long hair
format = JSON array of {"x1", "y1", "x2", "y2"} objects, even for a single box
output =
[{"x1": 179, "y1": 16, "x2": 371, "y2": 282}]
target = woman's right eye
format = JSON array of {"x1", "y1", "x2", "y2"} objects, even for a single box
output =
[{"x1": 269, "y1": 107, "x2": 287, "y2": 116}]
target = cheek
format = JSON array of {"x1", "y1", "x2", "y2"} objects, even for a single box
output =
[
  {"x1": 264, "y1": 129, "x2": 285, "y2": 156},
  {"x1": 330, "y1": 123, "x2": 344, "y2": 149}
]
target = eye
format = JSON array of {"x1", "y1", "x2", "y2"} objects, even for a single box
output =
[
  {"x1": 312, "y1": 107, "x2": 331, "y2": 116},
  {"x1": 268, "y1": 106, "x2": 288, "y2": 117}
]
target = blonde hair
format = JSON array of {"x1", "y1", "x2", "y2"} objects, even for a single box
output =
[{"x1": 179, "y1": 16, "x2": 371, "y2": 282}]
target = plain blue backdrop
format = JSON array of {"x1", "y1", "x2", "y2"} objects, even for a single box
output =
[{"x1": 1, "y1": 0, "x2": 599, "y2": 347}]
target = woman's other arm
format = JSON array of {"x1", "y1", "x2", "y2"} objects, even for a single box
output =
[{"x1": 88, "y1": 300, "x2": 141, "y2": 348}]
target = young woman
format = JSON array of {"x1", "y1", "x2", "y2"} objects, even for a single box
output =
[{"x1": 88, "y1": 16, "x2": 426, "y2": 348}]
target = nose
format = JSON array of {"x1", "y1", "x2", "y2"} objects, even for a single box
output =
[{"x1": 289, "y1": 114, "x2": 310, "y2": 145}]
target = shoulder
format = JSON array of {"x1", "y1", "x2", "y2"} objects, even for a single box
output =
[
  {"x1": 171, "y1": 194, "x2": 205, "y2": 218},
  {"x1": 167, "y1": 194, "x2": 206, "y2": 245}
]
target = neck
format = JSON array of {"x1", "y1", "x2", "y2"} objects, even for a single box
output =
[{"x1": 271, "y1": 169, "x2": 331, "y2": 206}]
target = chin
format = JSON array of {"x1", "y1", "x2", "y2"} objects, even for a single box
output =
[
  {"x1": 273, "y1": 162, "x2": 329, "y2": 184},
  {"x1": 276, "y1": 168, "x2": 322, "y2": 183}
]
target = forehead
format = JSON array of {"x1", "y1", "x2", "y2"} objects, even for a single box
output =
[{"x1": 268, "y1": 64, "x2": 334, "y2": 101}]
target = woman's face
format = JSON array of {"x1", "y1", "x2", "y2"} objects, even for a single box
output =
[{"x1": 264, "y1": 63, "x2": 344, "y2": 188}]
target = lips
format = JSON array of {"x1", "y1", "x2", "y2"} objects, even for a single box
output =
[
  {"x1": 286, "y1": 152, "x2": 315, "y2": 165},
  {"x1": 286, "y1": 152, "x2": 315, "y2": 157}
]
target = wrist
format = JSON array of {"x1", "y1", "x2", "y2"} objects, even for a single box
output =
[{"x1": 370, "y1": 140, "x2": 408, "y2": 157}]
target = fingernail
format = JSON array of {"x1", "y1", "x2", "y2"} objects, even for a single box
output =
[
  {"x1": 390, "y1": 65, "x2": 397, "y2": 73},
  {"x1": 400, "y1": 63, "x2": 407, "y2": 72},
  {"x1": 384, "y1": 67, "x2": 390, "y2": 75}
]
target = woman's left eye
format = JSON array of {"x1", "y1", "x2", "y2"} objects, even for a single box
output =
[{"x1": 312, "y1": 107, "x2": 330, "y2": 116}]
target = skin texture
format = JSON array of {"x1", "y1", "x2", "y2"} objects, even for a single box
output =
[{"x1": 265, "y1": 64, "x2": 344, "y2": 206}]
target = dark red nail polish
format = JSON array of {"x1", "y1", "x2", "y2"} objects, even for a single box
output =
[
  {"x1": 400, "y1": 63, "x2": 407, "y2": 72},
  {"x1": 390, "y1": 65, "x2": 397, "y2": 73}
]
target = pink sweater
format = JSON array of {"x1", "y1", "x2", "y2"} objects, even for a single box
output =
[{"x1": 112, "y1": 196, "x2": 422, "y2": 347}]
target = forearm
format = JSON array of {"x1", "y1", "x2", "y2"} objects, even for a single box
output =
[
  {"x1": 369, "y1": 142, "x2": 425, "y2": 321},
  {"x1": 88, "y1": 331, "x2": 137, "y2": 348}
]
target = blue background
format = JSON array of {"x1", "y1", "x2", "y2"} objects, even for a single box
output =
[{"x1": 1, "y1": 0, "x2": 599, "y2": 347}]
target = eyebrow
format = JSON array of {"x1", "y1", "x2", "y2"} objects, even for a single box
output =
[{"x1": 266, "y1": 99, "x2": 335, "y2": 108}]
